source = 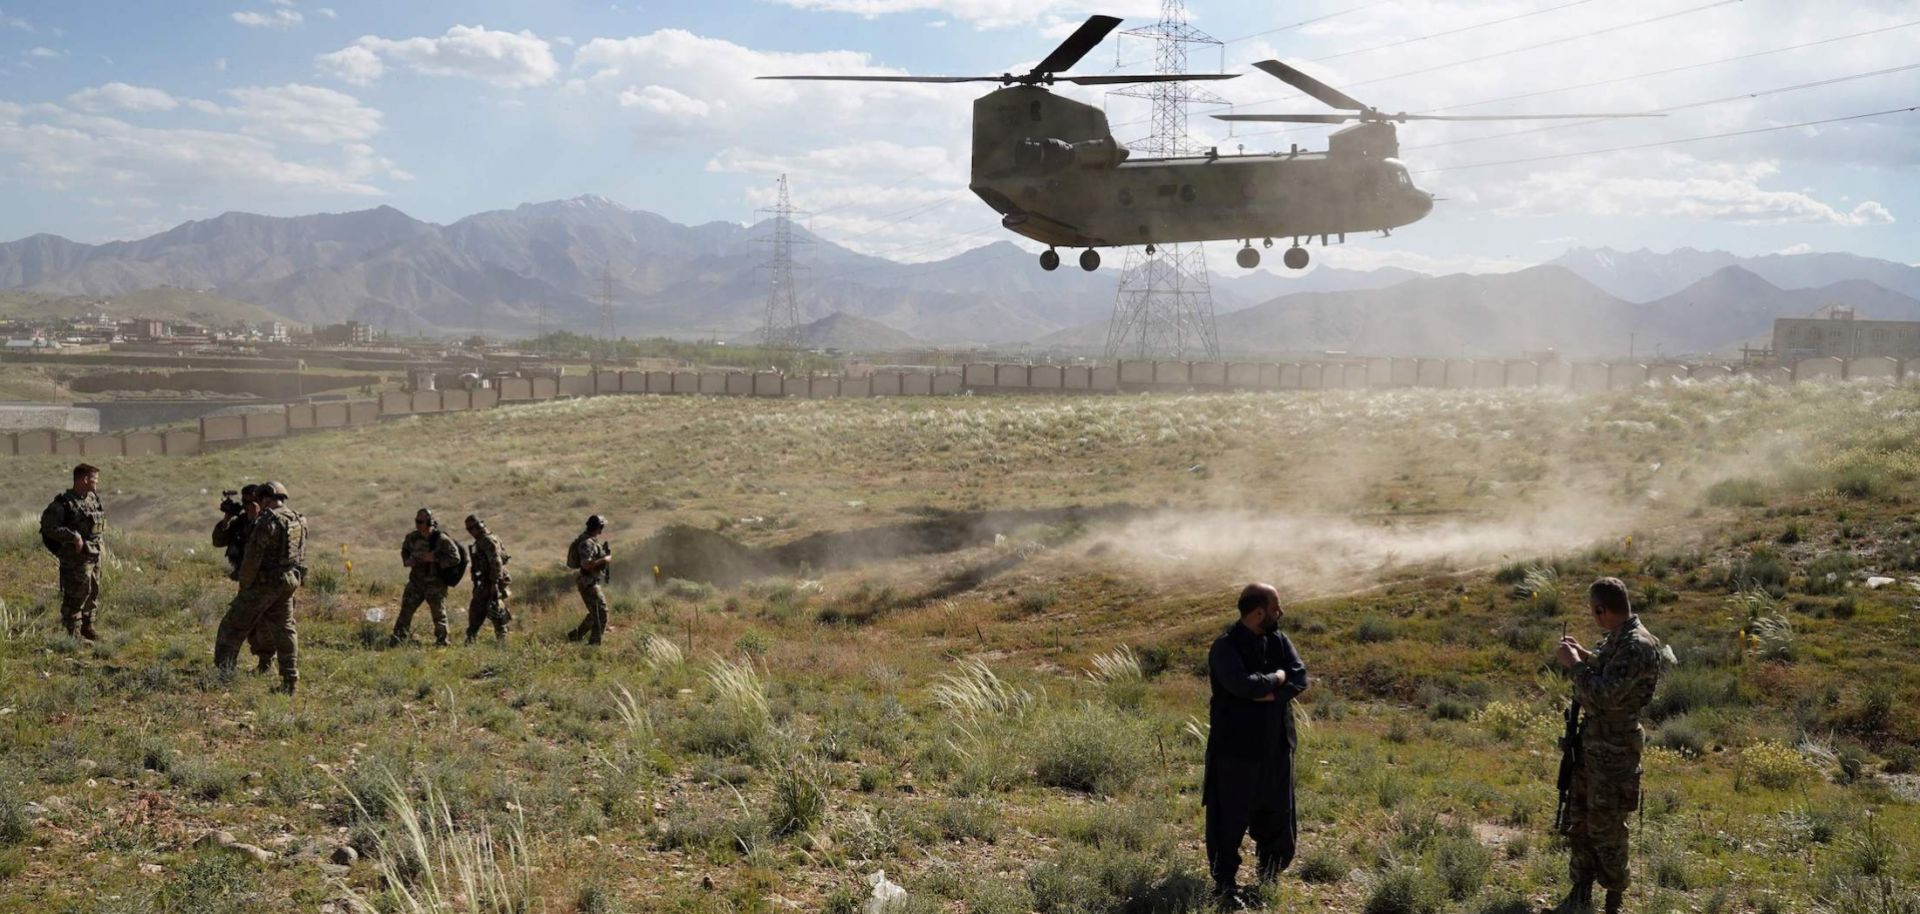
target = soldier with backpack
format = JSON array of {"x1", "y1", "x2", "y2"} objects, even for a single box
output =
[
  {"x1": 565, "y1": 514, "x2": 612, "y2": 645},
  {"x1": 40, "y1": 463, "x2": 105, "y2": 640},
  {"x1": 463, "y1": 514, "x2": 512, "y2": 644},
  {"x1": 391, "y1": 507, "x2": 466, "y2": 647},
  {"x1": 216, "y1": 480, "x2": 307, "y2": 695}
]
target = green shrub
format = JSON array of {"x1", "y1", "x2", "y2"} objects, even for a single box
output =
[
  {"x1": 1475, "y1": 701, "x2": 1542, "y2": 742},
  {"x1": 1649, "y1": 666, "x2": 1743, "y2": 721},
  {"x1": 1030, "y1": 704, "x2": 1149, "y2": 796},
  {"x1": 964, "y1": 878, "x2": 1037, "y2": 914},
  {"x1": 1296, "y1": 845, "x2": 1346, "y2": 884},
  {"x1": 0, "y1": 782, "x2": 27, "y2": 847},
  {"x1": 1355, "y1": 617, "x2": 1400, "y2": 644},
  {"x1": 1744, "y1": 742, "x2": 1813, "y2": 790},
  {"x1": 1435, "y1": 836, "x2": 1492, "y2": 901},
  {"x1": 768, "y1": 755, "x2": 828, "y2": 838},
  {"x1": 1730, "y1": 547, "x2": 1790, "y2": 596},
  {"x1": 1363, "y1": 865, "x2": 1442, "y2": 914},
  {"x1": 1830, "y1": 465, "x2": 1889, "y2": 500},
  {"x1": 1027, "y1": 842, "x2": 1206, "y2": 914},
  {"x1": 1705, "y1": 477, "x2": 1767, "y2": 507},
  {"x1": 1804, "y1": 553, "x2": 1858, "y2": 595},
  {"x1": 1655, "y1": 716, "x2": 1706, "y2": 757}
]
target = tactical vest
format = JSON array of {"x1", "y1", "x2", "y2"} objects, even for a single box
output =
[{"x1": 263, "y1": 507, "x2": 308, "y2": 581}]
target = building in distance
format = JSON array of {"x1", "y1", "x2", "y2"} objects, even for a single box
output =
[{"x1": 1773, "y1": 307, "x2": 1920, "y2": 361}]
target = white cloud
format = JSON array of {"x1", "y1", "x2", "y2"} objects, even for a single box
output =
[
  {"x1": 25, "y1": 46, "x2": 62, "y2": 59},
  {"x1": 0, "y1": 107, "x2": 396, "y2": 197},
  {"x1": 317, "y1": 6, "x2": 337, "y2": 19},
  {"x1": 616, "y1": 85, "x2": 710, "y2": 119},
  {"x1": 315, "y1": 44, "x2": 382, "y2": 85},
  {"x1": 1773, "y1": 243, "x2": 1813, "y2": 256},
  {"x1": 318, "y1": 25, "x2": 557, "y2": 88},
  {"x1": 765, "y1": 0, "x2": 1154, "y2": 29},
  {"x1": 0, "y1": 6, "x2": 31, "y2": 31},
  {"x1": 232, "y1": 8, "x2": 304, "y2": 29},
  {"x1": 1490, "y1": 157, "x2": 1896, "y2": 227},
  {"x1": 214, "y1": 57, "x2": 228, "y2": 72},
  {"x1": 68, "y1": 83, "x2": 180, "y2": 114},
  {"x1": 223, "y1": 84, "x2": 382, "y2": 144}
]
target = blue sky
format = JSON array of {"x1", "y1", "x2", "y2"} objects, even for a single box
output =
[{"x1": 1, "y1": 0, "x2": 1915, "y2": 275}]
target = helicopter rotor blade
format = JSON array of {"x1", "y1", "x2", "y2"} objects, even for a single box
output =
[
  {"x1": 1031, "y1": 15, "x2": 1124, "y2": 77},
  {"x1": 1212, "y1": 113, "x2": 1354, "y2": 123},
  {"x1": 757, "y1": 75, "x2": 1002, "y2": 83},
  {"x1": 1252, "y1": 60, "x2": 1368, "y2": 111},
  {"x1": 1066, "y1": 73, "x2": 1239, "y2": 85},
  {"x1": 1392, "y1": 112, "x2": 1665, "y2": 121}
]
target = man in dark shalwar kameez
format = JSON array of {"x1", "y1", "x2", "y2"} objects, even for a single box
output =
[{"x1": 1204, "y1": 582, "x2": 1310, "y2": 905}]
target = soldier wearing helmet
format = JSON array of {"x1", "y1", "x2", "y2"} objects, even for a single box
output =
[
  {"x1": 463, "y1": 514, "x2": 512, "y2": 644},
  {"x1": 392, "y1": 507, "x2": 462, "y2": 647},
  {"x1": 215, "y1": 480, "x2": 306, "y2": 695},
  {"x1": 565, "y1": 514, "x2": 613, "y2": 645}
]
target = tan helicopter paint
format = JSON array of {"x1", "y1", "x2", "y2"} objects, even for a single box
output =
[{"x1": 968, "y1": 87, "x2": 1432, "y2": 256}]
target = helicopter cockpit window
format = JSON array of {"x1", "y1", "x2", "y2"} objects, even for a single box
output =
[{"x1": 1390, "y1": 167, "x2": 1413, "y2": 187}]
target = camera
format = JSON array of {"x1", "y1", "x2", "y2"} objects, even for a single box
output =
[{"x1": 220, "y1": 489, "x2": 243, "y2": 516}]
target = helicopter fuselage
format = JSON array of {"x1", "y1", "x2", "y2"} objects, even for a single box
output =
[{"x1": 967, "y1": 86, "x2": 1433, "y2": 258}]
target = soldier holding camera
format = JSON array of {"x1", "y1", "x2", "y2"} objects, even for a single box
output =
[{"x1": 211, "y1": 485, "x2": 277, "y2": 672}]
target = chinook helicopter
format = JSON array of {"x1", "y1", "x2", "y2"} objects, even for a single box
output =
[{"x1": 765, "y1": 15, "x2": 1656, "y2": 272}]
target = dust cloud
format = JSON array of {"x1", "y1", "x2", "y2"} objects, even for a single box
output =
[{"x1": 1083, "y1": 497, "x2": 1637, "y2": 598}]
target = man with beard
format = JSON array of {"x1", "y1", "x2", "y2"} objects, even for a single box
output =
[{"x1": 1203, "y1": 582, "x2": 1310, "y2": 907}]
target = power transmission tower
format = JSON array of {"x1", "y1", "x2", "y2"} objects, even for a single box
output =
[
  {"x1": 1104, "y1": 0, "x2": 1223, "y2": 360},
  {"x1": 598, "y1": 261, "x2": 617, "y2": 342},
  {"x1": 758, "y1": 174, "x2": 809, "y2": 348}
]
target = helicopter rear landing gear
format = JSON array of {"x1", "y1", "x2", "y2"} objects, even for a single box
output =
[
  {"x1": 1283, "y1": 245, "x2": 1310, "y2": 270},
  {"x1": 1039, "y1": 248, "x2": 1060, "y2": 271},
  {"x1": 1236, "y1": 245, "x2": 1261, "y2": 269},
  {"x1": 1145, "y1": 244, "x2": 1156, "y2": 255},
  {"x1": 1079, "y1": 248, "x2": 1101, "y2": 271}
]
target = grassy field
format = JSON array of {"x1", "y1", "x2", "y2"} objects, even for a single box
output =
[{"x1": 0, "y1": 382, "x2": 1915, "y2": 914}]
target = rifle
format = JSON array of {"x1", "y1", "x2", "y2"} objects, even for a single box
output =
[{"x1": 1554, "y1": 621, "x2": 1583, "y2": 834}]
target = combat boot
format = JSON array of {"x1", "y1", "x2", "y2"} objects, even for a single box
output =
[
  {"x1": 1557, "y1": 881, "x2": 1594, "y2": 913},
  {"x1": 255, "y1": 655, "x2": 272, "y2": 674},
  {"x1": 62, "y1": 619, "x2": 78, "y2": 638},
  {"x1": 1604, "y1": 889, "x2": 1623, "y2": 914},
  {"x1": 276, "y1": 678, "x2": 297, "y2": 697},
  {"x1": 79, "y1": 621, "x2": 98, "y2": 641}
]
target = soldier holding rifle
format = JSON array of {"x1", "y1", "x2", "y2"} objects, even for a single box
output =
[{"x1": 1554, "y1": 577, "x2": 1664, "y2": 914}]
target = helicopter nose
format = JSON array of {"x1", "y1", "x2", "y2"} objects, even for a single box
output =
[{"x1": 1410, "y1": 190, "x2": 1434, "y2": 221}]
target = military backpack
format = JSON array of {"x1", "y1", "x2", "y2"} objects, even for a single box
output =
[{"x1": 431, "y1": 530, "x2": 469, "y2": 588}]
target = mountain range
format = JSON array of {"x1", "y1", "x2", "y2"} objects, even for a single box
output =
[{"x1": 2, "y1": 199, "x2": 1916, "y2": 355}]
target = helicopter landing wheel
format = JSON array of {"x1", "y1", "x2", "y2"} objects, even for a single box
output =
[
  {"x1": 1145, "y1": 244, "x2": 1156, "y2": 255},
  {"x1": 1263, "y1": 237, "x2": 1274, "y2": 249},
  {"x1": 1039, "y1": 249, "x2": 1060, "y2": 271},
  {"x1": 1236, "y1": 246, "x2": 1261, "y2": 269},
  {"x1": 1283, "y1": 246, "x2": 1310, "y2": 270},
  {"x1": 1079, "y1": 248, "x2": 1101, "y2": 271}
]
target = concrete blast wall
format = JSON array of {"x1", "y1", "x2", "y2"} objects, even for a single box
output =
[
  {"x1": 381, "y1": 392, "x2": 411, "y2": 415},
  {"x1": 995, "y1": 364, "x2": 1029, "y2": 388},
  {"x1": 1416, "y1": 360, "x2": 1445, "y2": 388},
  {"x1": 621, "y1": 371, "x2": 648, "y2": 393},
  {"x1": 1538, "y1": 361, "x2": 1572, "y2": 388},
  {"x1": 559, "y1": 375, "x2": 593, "y2": 398},
  {"x1": 123, "y1": 432, "x2": 164, "y2": 457},
  {"x1": 1571, "y1": 363, "x2": 1608, "y2": 392},
  {"x1": 903, "y1": 372, "x2": 935, "y2": 396},
  {"x1": 1155, "y1": 361, "x2": 1192, "y2": 386},
  {"x1": 1029, "y1": 365, "x2": 1063, "y2": 389},
  {"x1": 411, "y1": 390, "x2": 443, "y2": 413},
  {"x1": 348, "y1": 401, "x2": 380, "y2": 425},
  {"x1": 1505, "y1": 361, "x2": 1539, "y2": 387},
  {"x1": 287, "y1": 403, "x2": 316, "y2": 431},
  {"x1": 870, "y1": 371, "x2": 902, "y2": 396},
  {"x1": 1608, "y1": 363, "x2": 1649, "y2": 390},
  {"x1": 1227, "y1": 362, "x2": 1261, "y2": 388},
  {"x1": 1191, "y1": 361, "x2": 1228, "y2": 387},
  {"x1": 1444, "y1": 360, "x2": 1473, "y2": 388},
  {"x1": 933, "y1": 372, "x2": 962, "y2": 395},
  {"x1": 16, "y1": 430, "x2": 54, "y2": 455},
  {"x1": 442, "y1": 390, "x2": 472, "y2": 411},
  {"x1": 781, "y1": 377, "x2": 808, "y2": 398},
  {"x1": 1119, "y1": 360, "x2": 1154, "y2": 387},
  {"x1": 1647, "y1": 364, "x2": 1687, "y2": 386},
  {"x1": 531, "y1": 377, "x2": 559, "y2": 400},
  {"x1": 963, "y1": 364, "x2": 995, "y2": 387},
  {"x1": 596, "y1": 371, "x2": 622, "y2": 395},
  {"x1": 81, "y1": 435, "x2": 122, "y2": 457},
  {"x1": 499, "y1": 378, "x2": 534, "y2": 401},
  {"x1": 699, "y1": 371, "x2": 730, "y2": 395},
  {"x1": 1472, "y1": 361, "x2": 1505, "y2": 389},
  {"x1": 1847, "y1": 357, "x2": 1898, "y2": 381},
  {"x1": 202, "y1": 414, "x2": 246, "y2": 442},
  {"x1": 841, "y1": 377, "x2": 872, "y2": 397},
  {"x1": 164, "y1": 429, "x2": 201, "y2": 455},
  {"x1": 1794, "y1": 357, "x2": 1843, "y2": 381},
  {"x1": 1689, "y1": 365, "x2": 1733, "y2": 383},
  {"x1": 244, "y1": 412, "x2": 288, "y2": 439},
  {"x1": 726, "y1": 373, "x2": 753, "y2": 396}
]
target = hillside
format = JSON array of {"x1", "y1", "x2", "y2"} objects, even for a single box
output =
[
  {"x1": 0, "y1": 200, "x2": 1403, "y2": 346},
  {"x1": 0, "y1": 385, "x2": 1913, "y2": 913},
  {"x1": 1551, "y1": 246, "x2": 1920, "y2": 302},
  {"x1": 0, "y1": 287, "x2": 288, "y2": 325}
]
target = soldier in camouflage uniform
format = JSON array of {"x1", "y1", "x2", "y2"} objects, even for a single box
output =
[
  {"x1": 565, "y1": 515, "x2": 612, "y2": 645},
  {"x1": 40, "y1": 463, "x2": 105, "y2": 640},
  {"x1": 215, "y1": 480, "x2": 307, "y2": 695},
  {"x1": 463, "y1": 514, "x2": 511, "y2": 644},
  {"x1": 391, "y1": 508, "x2": 461, "y2": 646},
  {"x1": 211, "y1": 484, "x2": 276, "y2": 672},
  {"x1": 1555, "y1": 577, "x2": 1664, "y2": 914}
]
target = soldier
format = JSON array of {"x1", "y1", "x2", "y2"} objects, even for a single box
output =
[
  {"x1": 215, "y1": 480, "x2": 307, "y2": 695},
  {"x1": 1555, "y1": 577, "x2": 1664, "y2": 914},
  {"x1": 463, "y1": 514, "x2": 512, "y2": 644},
  {"x1": 1203, "y1": 583, "x2": 1310, "y2": 906},
  {"x1": 391, "y1": 508, "x2": 460, "y2": 647},
  {"x1": 565, "y1": 515, "x2": 612, "y2": 645},
  {"x1": 40, "y1": 463, "x2": 105, "y2": 640},
  {"x1": 211, "y1": 484, "x2": 276, "y2": 673}
]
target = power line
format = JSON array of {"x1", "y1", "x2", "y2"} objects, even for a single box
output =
[
  {"x1": 1405, "y1": 61, "x2": 1920, "y2": 152},
  {"x1": 1219, "y1": 1, "x2": 1395, "y2": 45},
  {"x1": 1309, "y1": 0, "x2": 1602, "y2": 63},
  {"x1": 1414, "y1": 104, "x2": 1919, "y2": 174},
  {"x1": 1121, "y1": 0, "x2": 1744, "y2": 130},
  {"x1": 1224, "y1": 18, "x2": 1920, "y2": 142}
]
